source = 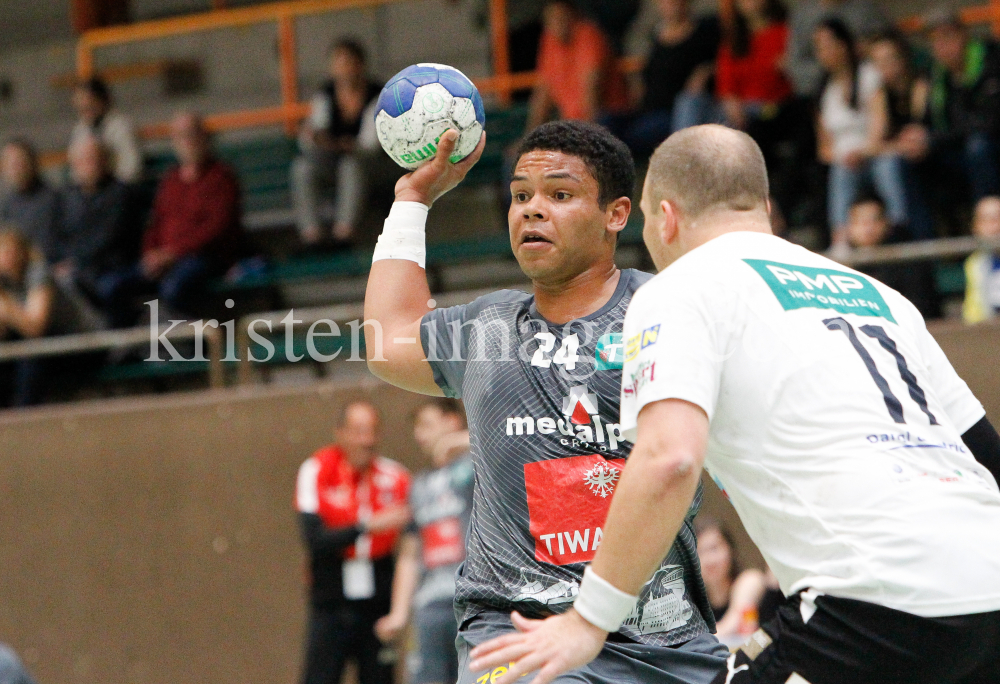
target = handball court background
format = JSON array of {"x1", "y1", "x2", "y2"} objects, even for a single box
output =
[{"x1": 0, "y1": 321, "x2": 996, "y2": 684}]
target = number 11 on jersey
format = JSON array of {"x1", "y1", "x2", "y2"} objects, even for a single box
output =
[{"x1": 824, "y1": 317, "x2": 939, "y2": 426}]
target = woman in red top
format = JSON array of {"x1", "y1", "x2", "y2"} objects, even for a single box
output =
[{"x1": 716, "y1": 0, "x2": 792, "y2": 129}]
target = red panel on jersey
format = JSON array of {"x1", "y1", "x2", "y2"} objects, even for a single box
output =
[
  {"x1": 523, "y1": 454, "x2": 625, "y2": 565},
  {"x1": 420, "y1": 517, "x2": 465, "y2": 568}
]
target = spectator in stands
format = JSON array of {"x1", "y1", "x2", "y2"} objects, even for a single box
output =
[
  {"x1": 846, "y1": 195, "x2": 941, "y2": 319},
  {"x1": 716, "y1": 0, "x2": 798, "y2": 219},
  {"x1": 0, "y1": 644, "x2": 35, "y2": 684},
  {"x1": 292, "y1": 39, "x2": 382, "y2": 247},
  {"x1": 694, "y1": 516, "x2": 766, "y2": 643},
  {"x1": 0, "y1": 139, "x2": 59, "y2": 261},
  {"x1": 922, "y1": 10, "x2": 1000, "y2": 210},
  {"x1": 574, "y1": 0, "x2": 642, "y2": 55},
  {"x1": 375, "y1": 399, "x2": 473, "y2": 684},
  {"x1": 54, "y1": 135, "x2": 139, "y2": 327},
  {"x1": 815, "y1": 19, "x2": 911, "y2": 249},
  {"x1": 785, "y1": 0, "x2": 889, "y2": 98},
  {"x1": 130, "y1": 112, "x2": 241, "y2": 320},
  {"x1": 70, "y1": 77, "x2": 143, "y2": 184},
  {"x1": 525, "y1": 0, "x2": 629, "y2": 131},
  {"x1": 963, "y1": 196, "x2": 1000, "y2": 323},
  {"x1": 868, "y1": 30, "x2": 934, "y2": 240},
  {"x1": 606, "y1": 0, "x2": 721, "y2": 159},
  {"x1": 716, "y1": 0, "x2": 792, "y2": 132},
  {"x1": 0, "y1": 229, "x2": 54, "y2": 406},
  {"x1": 295, "y1": 400, "x2": 410, "y2": 684}
]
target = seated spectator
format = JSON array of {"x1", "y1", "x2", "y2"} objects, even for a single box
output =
[
  {"x1": 868, "y1": 30, "x2": 934, "y2": 240},
  {"x1": 846, "y1": 195, "x2": 941, "y2": 319},
  {"x1": 54, "y1": 135, "x2": 140, "y2": 327},
  {"x1": 815, "y1": 19, "x2": 911, "y2": 248},
  {"x1": 0, "y1": 139, "x2": 59, "y2": 261},
  {"x1": 0, "y1": 229, "x2": 55, "y2": 407},
  {"x1": 716, "y1": 0, "x2": 792, "y2": 132},
  {"x1": 922, "y1": 10, "x2": 1000, "y2": 208},
  {"x1": 605, "y1": 0, "x2": 721, "y2": 159},
  {"x1": 785, "y1": 0, "x2": 889, "y2": 98},
  {"x1": 292, "y1": 39, "x2": 382, "y2": 247},
  {"x1": 694, "y1": 516, "x2": 766, "y2": 643},
  {"x1": 963, "y1": 196, "x2": 1000, "y2": 323},
  {"x1": 69, "y1": 77, "x2": 143, "y2": 184},
  {"x1": 716, "y1": 0, "x2": 800, "y2": 219},
  {"x1": 574, "y1": 0, "x2": 642, "y2": 54},
  {"x1": 128, "y1": 112, "x2": 242, "y2": 321},
  {"x1": 526, "y1": 0, "x2": 629, "y2": 131}
]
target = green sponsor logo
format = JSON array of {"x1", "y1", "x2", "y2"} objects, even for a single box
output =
[
  {"x1": 595, "y1": 333, "x2": 624, "y2": 370},
  {"x1": 744, "y1": 259, "x2": 895, "y2": 323}
]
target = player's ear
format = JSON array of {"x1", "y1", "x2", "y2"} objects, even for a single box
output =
[
  {"x1": 661, "y1": 200, "x2": 680, "y2": 245},
  {"x1": 605, "y1": 196, "x2": 631, "y2": 235}
]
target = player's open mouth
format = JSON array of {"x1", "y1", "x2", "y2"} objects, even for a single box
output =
[{"x1": 520, "y1": 232, "x2": 553, "y2": 246}]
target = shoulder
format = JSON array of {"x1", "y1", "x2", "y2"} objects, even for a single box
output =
[
  {"x1": 859, "y1": 62, "x2": 882, "y2": 91},
  {"x1": 463, "y1": 288, "x2": 532, "y2": 319},
  {"x1": 104, "y1": 110, "x2": 135, "y2": 132},
  {"x1": 375, "y1": 456, "x2": 411, "y2": 484}
]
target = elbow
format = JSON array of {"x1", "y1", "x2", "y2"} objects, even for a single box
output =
[{"x1": 638, "y1": 448, "x2": 704, "y2": 495}]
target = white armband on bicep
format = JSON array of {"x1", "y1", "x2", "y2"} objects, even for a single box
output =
[{"x1": 372, "y1": 201, "x2": 430, "y2": 269}]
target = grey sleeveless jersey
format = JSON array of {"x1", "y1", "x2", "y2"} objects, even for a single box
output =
[{"x1": 419, "y1": 269, "x2": 714, "y2": 646}]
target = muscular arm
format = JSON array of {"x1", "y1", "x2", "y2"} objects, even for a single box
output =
[
  {"x1": 363, "y1": 130, "x2": 485, "y2": 395},
  {"x1": 962, "y1": 415, "x2": 1000, "y2": 485},
  {"x1": 469, "y1": 399, "x2": 709, "y2": 684}
]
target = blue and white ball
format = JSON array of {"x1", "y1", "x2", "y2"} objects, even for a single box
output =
[{"x1": 375, "y1": 63, "x2": 486, "y2": 170}]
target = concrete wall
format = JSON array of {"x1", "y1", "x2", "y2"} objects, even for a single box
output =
[{"x1": 0, "y1": 320, "x2": 997, "y2": 684}]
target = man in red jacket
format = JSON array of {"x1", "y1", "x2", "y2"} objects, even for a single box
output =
[
  {"x1": 140, "y1": 111, "x2": 242, "y2": 318},
  {"x1": 295, "y1": 400, "x2": 411, "y2": 684}
]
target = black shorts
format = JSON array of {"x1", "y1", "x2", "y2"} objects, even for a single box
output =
[
  {"x1": 457, "y1": 610, "x2": 729, "y2": 684},
  {"x1": 712, "y1": 592, "x2": 1000, "y2": 684}
]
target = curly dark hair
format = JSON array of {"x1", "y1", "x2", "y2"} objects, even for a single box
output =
[{"x1": 514, "y1": 120, "x2": 635, "y2": 208}]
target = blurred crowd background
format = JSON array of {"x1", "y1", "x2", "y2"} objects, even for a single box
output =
[{"x1": 1, "y1": 0, "x2": 1000, "y2": 409}]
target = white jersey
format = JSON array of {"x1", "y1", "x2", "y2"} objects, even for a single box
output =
[{"x1": 621, "y1": 231, "x2": 1000, "y2": 618}]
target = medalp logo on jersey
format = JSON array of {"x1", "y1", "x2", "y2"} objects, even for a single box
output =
[{"x1": 503, "y1": 384, "x2": 628, "y2": 451}]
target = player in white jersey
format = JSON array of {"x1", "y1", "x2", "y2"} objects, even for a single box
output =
[{"x1": 469, "y1": 125, "x2": 1000, "y2": 684}]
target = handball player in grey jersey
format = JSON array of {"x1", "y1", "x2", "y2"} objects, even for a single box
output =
[
  {"x1": 375, "y1": 398, "x2": 475, "y2": 684},
  {"x1": 364, "y1": 120, "x2": 728, "y2": 684}
]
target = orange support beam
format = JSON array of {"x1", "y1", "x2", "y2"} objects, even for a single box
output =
[
  {"x1": 488, "y1": 0, "x2": 511, "y2": 105},
  {"x1": 277, "y1": 14, "x2": 300, "y2": 136}
]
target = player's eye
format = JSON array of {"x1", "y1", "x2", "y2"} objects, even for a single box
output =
[
  {"x1": 554, "y1": 191, "x2": 570, "y2": 201},
  {"x1": 513, "y1": 191, "x2": 529, "y2": 202}
]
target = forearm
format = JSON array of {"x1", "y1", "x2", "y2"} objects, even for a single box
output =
[
  {"x1": 300, "y1": 513, "x2": 362, "y2": 555},
  {"x1": 388, "y1": 535, "x2": 421, "y2": 619},
  {"x1": 364, "y1": 228, "x2": 440, "y2": 394}
]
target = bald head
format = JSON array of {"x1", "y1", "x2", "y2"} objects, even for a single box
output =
[{"x1": 646, "y1": 125, "x2": 768, "y2": 221}]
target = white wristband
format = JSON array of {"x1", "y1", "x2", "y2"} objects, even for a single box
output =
[
  {"x1": 372, "y1": 201, "x2": 430, "y2": 268},
  {"x1": 573, "y1": 567, "x2": 638, "y2": 633}
]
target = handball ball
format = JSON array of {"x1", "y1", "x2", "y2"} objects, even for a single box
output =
[{"x1": 375, "y1": 63, "x2": 485, "y2": 170}]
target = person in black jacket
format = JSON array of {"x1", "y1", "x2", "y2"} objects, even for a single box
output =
[
  {"x1": 292, "y1": 39, "x2": 382, "y2": 246},
  {"x1": 904, "y1": 11, "x2": 1000, "y2": 213},
  {"x1": 53, "y1": 135, "x2": 141, "y2": 328}
]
